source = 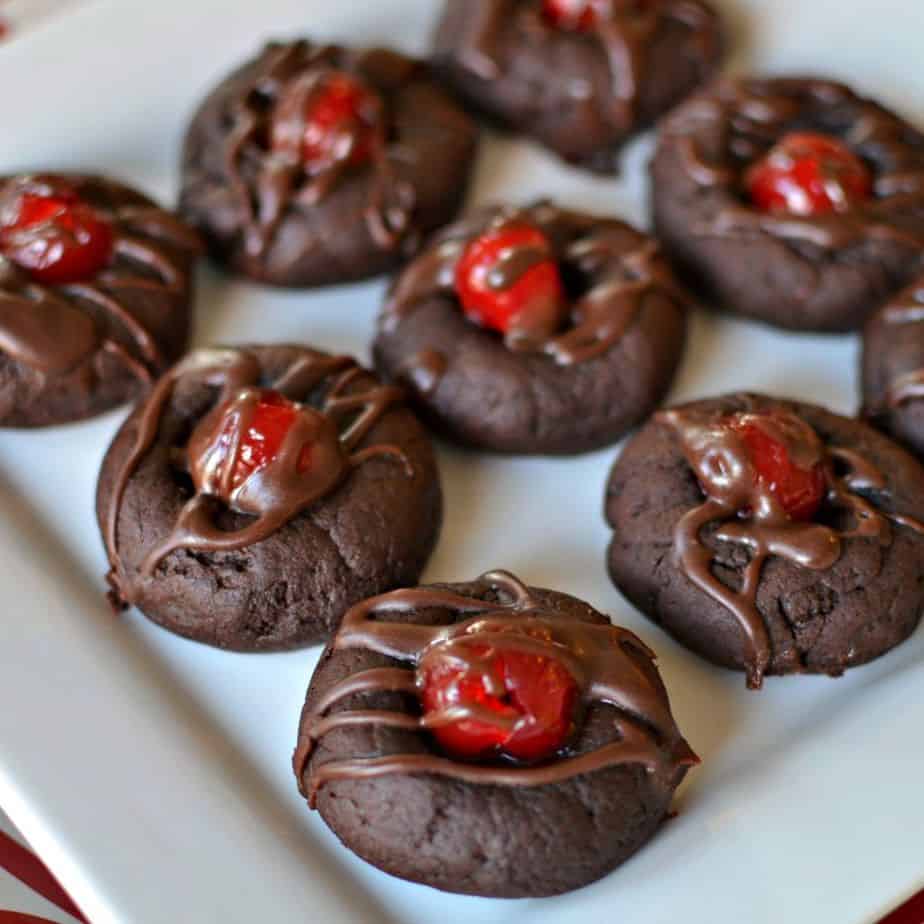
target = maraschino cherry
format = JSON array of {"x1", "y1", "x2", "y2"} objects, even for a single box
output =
[
  {"x1": 454, "y1": 223, "x2": 564, "y2": 335},
  {"x1": 541, "y1": 0, "x2": 611, "y2": 30},
  {"x1": 418, "y1": 625, "x2": 579, "y2": 762},
  {"x1": 0, "y1": 182, "x2": 114, "y2": 284},
  {"x1": 728, "y1": 412, "x2": 827, "y2": 522},
  {"x1": 745, "y1": 132, "x2": 872, "y2": 217},
  {"x1": 272, "y1": 71, "x2": 380, "y2": 173},
  {"x1": 211, "y1": 390, "x2": 312, "y2": 494}
]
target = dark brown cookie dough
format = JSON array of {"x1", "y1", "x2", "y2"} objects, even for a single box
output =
[
  {"x1": 0, "y1": 174, "x2": 199, "y2": 428},
  {"x1": 179, "y1": 40, "x2": 478, "y2": 288},
  {"x1": 432, "y1": 0, "x2": 723, "y2": 172},
  {"x1": 294, "y1": 570, "x2": 696, "y2": 897},
  {"x1": 605, "y1": 393, "x2": 924, "y2": 687},
  {"x1": 651, "y1": 77, "x2": 924, "y2": 332},
  {"x1": 373, "y1": 201, "x2": 691, "y2": 454},
  {"x1": 96, "y1": 345, "x2": 442, "y2": 651},
  {"x1": 862, "y1": 277, "x2": 924, "y2": 459}
]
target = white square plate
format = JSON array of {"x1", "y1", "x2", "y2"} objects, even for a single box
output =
[{"x1": 1, "y1": 1, "x2": 923, "y2": 922}]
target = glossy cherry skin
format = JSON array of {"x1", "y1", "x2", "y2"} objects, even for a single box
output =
[
  {"x1": 729, "y1": 412, "x2": 827, "y2": 521},
  {"x1": 272, "y1": 71, "x2": 380, "y2": 173},
  {"x1": 454, "y1": 223, "x2": 564, "y2": 335},
  {"x1": 418, "y1": 626, "x2": 579, "y2": 762},
  {"x1": 0, "y1": 187, "x2": 114, "y2": 284},
  {"x1": 214, "y1": 390, "x2": 312, "y2": 493},
  {"x1": 745, "y1": 132, "x2": 873, "y2": 217},
  {"x1": 541, "y1": 0, "x2": 610, "y2": 30}
]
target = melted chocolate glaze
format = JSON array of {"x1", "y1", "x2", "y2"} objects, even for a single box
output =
[
  {"x1": 880, "y1": 281, "x2": 924, "y2": 327},
  {"x1": 664, "y1": 77, "x2": 924, "y2": 252},
  {"x1": 455, "y1": 0, "x2": 717, "y2": 131},
  {"x1": 218, "y1": 41, "x2": 419, "y2": 265},
  {"x1": 0, "y1": 174, "x2": 200, "y2": 382},
  {"x1": 887, "y1": 370, "x2": 924, "y2": 409},
  {"x1": 869, "y1": 281, "x2": 924, "y2": 410},
  {"x1": 659, "y1": 398, "x2": 924, "y2": 687},
  {"x1": 295, "y1": 570, "x2": 697, "y2": 805},
  {"x1": 381, "y1": 201, "x2": 687, "y2": 380},
  {"x1": 104, "y1": 347, "x2": 411, "y2": 608}
]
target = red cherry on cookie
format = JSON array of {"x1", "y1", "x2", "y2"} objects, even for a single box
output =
[
  {"x1": 216, "y1": 390, "x2": 311, "y2": 492},
  {"x1": 273, "y1": 71, "x2": 380, "y2": 172},
  {"x1": 454, "y1": 223, "x2": 564, "y2": 335},
  {"x1": 541, "y1": 0, "x2": 610, "y2": 30},
  {"x1": 418, "y1": 626, "x2": 579, "y2": 762},
  {"x1": 745, "y1": 132, "x2": 872, "y2": 217},
  {"x1": 729, "y1": 412, "x2": 827, "y2": 521},
  {"x1": 0, "y1": 187, "x2": 113, "y2": 284}
]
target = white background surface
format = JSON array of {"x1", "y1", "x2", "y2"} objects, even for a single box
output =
[
  {"x1": 0, "y1": 1, "x2": 923, "y2": 923},
  {"x1": 0, "y1": 0, "x2": 84, "y2": 41}
]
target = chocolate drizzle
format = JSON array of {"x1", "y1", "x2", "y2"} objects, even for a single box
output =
[
  {"x1": 659, "y1": 399, "x2": 924, "y2": 688},
  {"x1": 881, "y1": 281, "x2": 924, "y2": 327},
  {"x1": 220, "y1": 41, "x2": 417, "y2": 262},
  {"x1": 871, "y1": 280, "x2": 924, "y2": 410},
  {"x1": 665, "y1": 77, "x2": 924, "y2": 252},
  {"x1": 0, "y1": 175, "x2": 200, "y2": 383},
  {"x1": 456, "y1": 0, "x2": 716, "y2": 128},
  {"x1": 382, "y1": 201, "x2": 687, "y2": 373},
  {"x1": 295, "y1": 570, "x2": 696, "y2": 805},
  {"x1": 886, "y1": 371, "x2": 924, "y2": 409},
  {"x1": 104, "y1": 347, "x2": 411, "y2": 606}
]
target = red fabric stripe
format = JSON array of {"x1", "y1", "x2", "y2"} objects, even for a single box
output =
[
  {"x1": 0, "y1": 829, "x2": 86, "y2": 923},
  {"x1": 879, "y1": 889, "x2": 924, "y2": 924},
  {"x1": 0, "y1": 913, "x2": 61, "y2": 924}
]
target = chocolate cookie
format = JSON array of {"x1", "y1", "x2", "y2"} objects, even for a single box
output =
[
  {"x1": 96, "y1": 345, "x2": 442, "y2": 650},
  {"x1": 862, "y1": 277, "x2": 924, "y2": 458},
  {"x1": 373, "y1": 201, "x2": 691, "y2": 454},
  {"x1": 652, "y1": 77, "x2": 924, "y2": 332},
  {"x1": 0, "y1": 174, "x2": 199, "y2": 428},
  {"x1": 605, "y1": 393, "x2": 924, "y2": 688},
  {"x1": 179, "y1": 40, "x2": 478, "y2": 287},
  {"x1": 294, "y1": 570, "x2": 696, "y2": 897},
  {"x1": 432, "y1": 0, "x2": 723, "y2": 172}
]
